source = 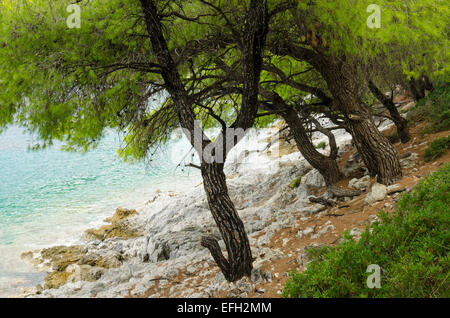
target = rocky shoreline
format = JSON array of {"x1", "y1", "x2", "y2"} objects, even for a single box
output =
[{"x1": 18, "y1": 115, "x2": 431, "y2": 298}]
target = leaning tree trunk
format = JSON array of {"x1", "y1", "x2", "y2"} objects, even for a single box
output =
[
  {"x1": 283, "y1": 109, "x2": 342, "y2": 186},
  {"x1": 349, "y1": 117, "x2": 402, "y2": 184},
  {"x1": 320, "y1": 58, "x2": 402, "y2": 185},
  {"x1": 267, "y1": 29, "x2": 402, "y2": 184},
  {"x1": 200, "y1": 162, "x2": 253, "y2": 281},
  {"x1": 368, "y1": 80, "x2": 410, "y2": 143},
  {"x1": 138, "y1": 0, "x2": 267, "y2": 282}
]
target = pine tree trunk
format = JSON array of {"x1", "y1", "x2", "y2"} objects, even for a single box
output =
[
  {"x1": 367, "y1": 80, "x2": 410, "y2": 143},
  {"x1": 267, "y1": 35, "x2": 402, "y2": 184},
  {"x1": 392, "y1": 114, "x2": 410, "y2": 144},
  {"x1": 200, "y1": 162, "x2": 253, "y2": 281},
  {"x1": 139, "y1": 0, "x2": 269, "y2": 282},
  {"x1": 349, "y1": 117, "x2": 402, "y2": 184},
  {"x1": 283, "y1": 109, "x2": 341, "y2": 186},
  {"x1": 320, "y1": 58, "x2": 402, "y2": 185}
]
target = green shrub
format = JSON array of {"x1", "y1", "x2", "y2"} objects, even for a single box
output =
[
  {"x1": 424, "y1": 136, "x2": 450, "y2": 162},
  {"x1": 407, "y1": 83, "x2": 450, "y2": 134},
  {"x1": 289, "y1": 176, "x2": 301, "y2": 189},
  {"x1": 315, "y1": 141, "x2": 327, "y2": 149},
  {"x1": 283, "y1": 163, "x2": 450, "y2": 298}
]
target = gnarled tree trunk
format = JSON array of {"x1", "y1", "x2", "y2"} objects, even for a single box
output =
[
  {"x1": 319, "y1": 57, "x2": 402, "y2": 185},
  {"x1": 348, "y1": 116, "x2": 402, "y2": 184},
  {"x1": 259, "y1": 88, "x2": 342, "y2": 186},
  {"x1": 140, "y1": 0, "x2": 268, "y2": 282},
  {"x1": 283, "y1": 108, "x2": 341, "y2": 186},
  {"x1": 367, "y1": 79, "x2": 410, "y2": 143},
  {"x1": 268, "y1": 26, "x2": 402, "y2": 185},
  {"x1": 200, "y1": 163, "x2": 253, "y2": 281}
]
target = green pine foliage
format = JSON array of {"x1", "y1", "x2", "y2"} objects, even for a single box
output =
[
  {"x1": 0, "y1": 0, "x2": 150, "y2": 150},
  {"x1": 1, "y1": 0, "x2": 447, "y2": 158},
  {"x1": 283, "y1": 163, "x2": 450, "y2": 298},
  {"x1": 0, "y1": 0, "x2": 244, "y2": 157},
  {"x1": 289, "y1": 176, "x2": 302, "y2": 189},
  {"x1": 424, "y1": 136, "x2": 450, "y2": 162},
  {"x1": 314, "y1": 141, "x2": 327, "y2": 149},
  {"x1": 291, "y1": 0, "x2": 449, "y2": 79}
]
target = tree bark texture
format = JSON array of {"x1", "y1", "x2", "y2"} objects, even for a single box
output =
[
  {"x1": 367, "y1": 79, "x2": 410, "y2": 143},
  {"x1": 409, "y1": 74, "x2": 434, "y2": 101},
  {"x1": 269, "y1": 29, "x2": 402, "y2": 185},
  {"x1": 293, "y1": 52, "x2": 403, "y2": 185},
  {"x1": 140, "y1": 0, "x2": 268, "y2": 281},
  {"x1": 200, "y1": 162, "x2": 253, "y2": 281},
  {"x1": 319, "y1": 58, "x2": 402, "y2": 185},
  {"x1": 283, "y1": 108, "x2": 342, "y2": 186}
]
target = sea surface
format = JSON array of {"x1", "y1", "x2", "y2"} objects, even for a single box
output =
[{"x1": 0, "y1": 126, "x2": 200, "y2": 297}]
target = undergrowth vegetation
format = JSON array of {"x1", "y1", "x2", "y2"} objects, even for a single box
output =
[
  {"x1": 289, "y1": 177, "x2": 302, "y2": 189},
  {"x1": 408, "y1": 84, "x2": 450, "y2": 134},
  {"x1": 424, "y1": 136, "x2": 450, "y2": 162},
  {"x1": 314, "y1": 141, "x2": 327, "y2": 149},
  {"x1": 283, "y1": 163, "x2": 450, "y2": 298}
]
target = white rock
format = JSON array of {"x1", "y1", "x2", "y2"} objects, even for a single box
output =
[
  {"x1": 250, "y1": 268, "x2": 263, "y2": 283},
  {"x1": 236, "y1": 277, "x2": 252, "y2": 293},
  {"x1": 350, "y1": 228, "x2": 362, "y2": 238},
  {"x1": 319, "y1": 224, "x2": 335, "y2": 235},
  {"x1": 349, "y1": 175, "x2": 371, "y2": 191},
  {"x1": 256, "y1": 231, "x2": 273, "y2": 247},
  {"x1": 301, "y1": 169, "x2": 326, "y2": 188},
  {"x1": 302, "y1": 227, "x2": 315, "y2": 236},
  {"x1": 295, "y1": 184, "x2": 310, "y2": 201},
  {"x1": 204, "y1": 284, "x2": 220, "y2": 297},
  {"x1": 400, "y1": 152, "x2": 419, "y2": 169},
  {"x1": 264, "y1": 271, "x2": 272, "y2": 282},
  {"x1": 311, "y1": 225, "x2": 335, "y2": 239},
  {"x1": 386, "y1": 184, "x2": 400, "y2": 192},
  {"x1": 365, "y1": 183, "x2": 388, "y2": 205}
]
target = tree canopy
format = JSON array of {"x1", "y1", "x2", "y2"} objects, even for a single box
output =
[{"x1": 1, "y1": 0, "x2": 447, "y2": 156}]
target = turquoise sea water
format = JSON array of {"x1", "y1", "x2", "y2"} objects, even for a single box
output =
[{"x1": 0, "y1": 126, "x2": 200, "y2": 297}]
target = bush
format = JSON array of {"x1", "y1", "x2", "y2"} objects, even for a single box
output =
[
  {"x1": 407, "y1": 83, "x2": 450, "y2": 134},
  {"x1": 424, "y1": 136, "x2": 450, "y2": 162},
  {"x1": 289, "y1": 176, "x2": 301, "y2": 189},
  {"x1": 315, "y1": 141, "x2": 327, "y2": 149},
  {"x1": 283, "y1": 164, "x2": 450, "y2": 298}
]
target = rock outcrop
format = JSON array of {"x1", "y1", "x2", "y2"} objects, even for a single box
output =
[
  {"x1": 84, "y1": 208, "x2": 141, "y2": 241},
  {"x1": 349, "y1": 175, "x2": 371, "y2": 191},
  {"x1": 365, "y1": 183, "x2": 388, "y2": 205},
  {"x1": 400, "y1": 152, "x2": 419, "y2": 169}
]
